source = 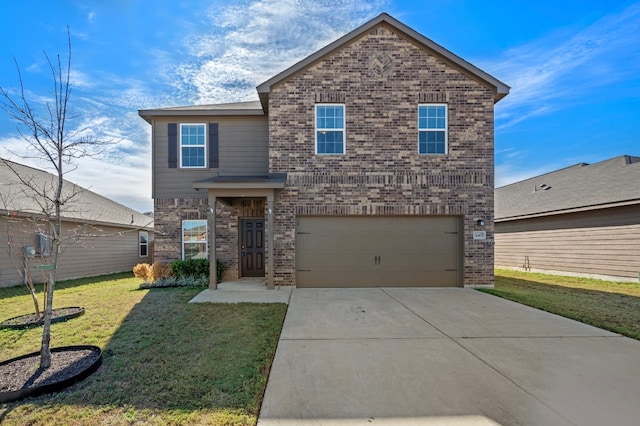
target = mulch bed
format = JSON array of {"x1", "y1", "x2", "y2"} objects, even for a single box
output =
[
  {"x1": 0, "y1": 346, "x2": 102, "y2": 402},
  {"x1": 0, "y1": 307, "x2": 85, "y2": 330}
]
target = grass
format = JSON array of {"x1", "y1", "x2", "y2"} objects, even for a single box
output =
[
  {"x1": 482, "y1": 269, "x2": 640, "y2": 340},
  {"x1": 0, "y1": 273, "x2": 288, "y2": 425}
]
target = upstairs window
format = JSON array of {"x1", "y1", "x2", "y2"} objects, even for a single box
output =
[
  {"x1": 182, "y1": 220, "x2": 207, "y2": 260},
  {"x1": 316, "y1": 104, "x2": 345, "y2": 154},
  {"x1": 180, "y1": 124, "x2": 206, "y2": 168},
  {"x1": 418, "y1": 104, "x2": 447, "y2": 155}
]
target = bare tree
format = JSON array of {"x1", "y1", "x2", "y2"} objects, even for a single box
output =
[{"x1": 0, "y1": 28, "x2": 115, "y2": 369}]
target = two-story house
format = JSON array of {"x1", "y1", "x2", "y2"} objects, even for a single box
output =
[{"x1": 139, "y1": 13, "x2": 509, "y2": 289}]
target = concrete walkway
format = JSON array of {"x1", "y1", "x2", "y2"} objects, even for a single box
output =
[
  {"x1": 258, "y1": 288, "x2": 640, "y2": 425},
  {"x1": 189, "y1": 278, "x2": 292, "y2": 304}
]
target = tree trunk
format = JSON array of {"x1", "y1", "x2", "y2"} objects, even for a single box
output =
[{"x1": 39, "y1": 274, "x2": 53, "y2": 369}]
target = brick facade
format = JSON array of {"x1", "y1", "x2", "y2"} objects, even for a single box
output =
[
  {"x1": 145, "y1": 16, "x2": 506, "y2": 288},
  {"x1": 268, "y1": 25, "x2": 495, "y2": 286},
  {"x1": 154, "y1": 197, "x2": 265, "y2": 281}
]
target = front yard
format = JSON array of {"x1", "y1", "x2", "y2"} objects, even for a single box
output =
[
  {"x1": 0, "y1": 273, "x2": 287, "y2": 425},
  {"x1": 485, "y1": 269, "x2": 640, "y2": 340}
]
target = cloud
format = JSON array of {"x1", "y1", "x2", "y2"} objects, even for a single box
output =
[
  {"x1": 169, "y1": 0, "x2": 388, "y2": 104},
  {"x1": 1, "y1": 0, "x2": 389, "y2": 212},
  {"x1": 488, "y1": 2, "x2": 640, "y2": 129}
]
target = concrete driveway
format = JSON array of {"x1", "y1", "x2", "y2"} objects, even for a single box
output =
[{"x1": 258, "y1": 288, "x2": 640, "y2": 425}]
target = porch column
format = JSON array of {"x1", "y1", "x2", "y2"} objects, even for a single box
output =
[
  {"x1": 208, "y1": 194, "x2": 217, "y2": 290},
  {"x1": 267, "y1": 192, "x2": 275, "y2": 289}
]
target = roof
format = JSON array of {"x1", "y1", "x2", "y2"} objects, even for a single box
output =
[
  {"x1": 256, "y1": 12, "x2": 510, "y2": 111},
  {"x1": 138, "y1": 101, "x2": 264, "y2": 123},
  {"x1": 495, "y1": 155, "x2": 640, "y2": 221},
  {"x1": 0, "y1": 158, "x2": 153, "y2": 230}
]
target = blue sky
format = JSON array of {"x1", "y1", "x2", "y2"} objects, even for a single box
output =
[{"x1": 0, "y1": 0, "x2": 638, "y2": 212}]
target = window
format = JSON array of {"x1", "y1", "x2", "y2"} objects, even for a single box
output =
[
  {"x1": 180, "y1": 124, "x2": 206, "y2": 168},
  {"x1": 182, "y1": 220, "x2": 207, "y2": 260},
  {"x1": 316, "y1": 104, "x2": 345, "y2": 154},
  {"x1": 139, "y1": 231, "x2": 149, "y2": 258},
  {"x1": 418, "y1": 104, "x2": 447, "y2": 154}
]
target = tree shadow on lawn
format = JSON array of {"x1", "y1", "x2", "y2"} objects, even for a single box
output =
[
  {"x1": 482, "y1": 277, "x2": 640, "y2": 340},
  {"x1": 2, "y1": 286, "x2": 287, "y2": 422}
]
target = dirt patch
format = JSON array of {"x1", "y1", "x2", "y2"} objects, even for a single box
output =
[
  {"x1": 0, "y1": 346, "x2": 102, "y2": 402},
  {"x1": 0, "y1": 307, "x2": 85, "y2": 330}
]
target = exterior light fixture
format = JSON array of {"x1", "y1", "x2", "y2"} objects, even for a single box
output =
[{"x1": 476, "y1": 219, "x2": 485, "y2": 226}]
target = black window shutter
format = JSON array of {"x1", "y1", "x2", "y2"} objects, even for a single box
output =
[
  {"x1": 209, "y1": 123, "x2": 219, "y2": 169},
  {"x1": 168, "y1": 123, "x2": 178, "y2": 168}
]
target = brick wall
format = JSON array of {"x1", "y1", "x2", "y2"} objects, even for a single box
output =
[
  {"x1": 154, "y1": 197, "x2": 265, "y2": 281},
  {"x1": 268, "y1": 24, "x2": 495, "y2": 287}
]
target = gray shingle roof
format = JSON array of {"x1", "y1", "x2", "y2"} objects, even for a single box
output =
[
  {"x1": 0, "y1": 158, "x2": 153, "y2": 229},
  {"x1": 138, "y1": 101, "x2": 264, "y2": 123},
  {"x1": 495, "y1": 155, "x2": 640, "y2": 220}
]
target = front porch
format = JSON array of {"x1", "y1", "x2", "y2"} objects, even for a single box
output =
[
  {"x1": 194, "y1": 174, "x2": 286, "y2": 290},
  {"x1": 188, "y1": 277, "x2": 293, "y2": 304}
]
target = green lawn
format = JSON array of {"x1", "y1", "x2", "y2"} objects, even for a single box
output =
[
  {"x1": 483, "y1": 269, "x2": 640, "y2": 340},
  {"x1": 0, "y1": 273, "x2": 287, "y2": 425}
]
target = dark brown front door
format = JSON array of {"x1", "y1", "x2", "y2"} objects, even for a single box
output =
[{"x1": 241, "y1": 219, "x2": 265, "y2": 277}]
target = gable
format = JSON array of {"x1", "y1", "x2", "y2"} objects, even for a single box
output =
[
  {"x1": 274, "y1": 23, "x2": 488, "y2": 98},
  {"x1": 257, "y1": 13, "x2": 509, "y2": 111}
]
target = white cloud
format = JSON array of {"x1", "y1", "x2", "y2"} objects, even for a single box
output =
[
  {"x1": 170, "y1": 0, "x2": 387, "y2": 104},
  {"x1": 2, "y1": 0, "x2": 389, "y2": 212},
  {"x1": 488, "y1": 2, "x2": 640, "y2": 129}
]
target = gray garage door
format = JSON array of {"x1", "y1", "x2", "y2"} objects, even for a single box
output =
[{"x1": 295, "y1": 216, "x2": 461, "y2": 288}]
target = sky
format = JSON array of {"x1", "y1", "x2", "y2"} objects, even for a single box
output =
[{"x1": 0, "y1": 0, "x2": 638, "y2": 213}]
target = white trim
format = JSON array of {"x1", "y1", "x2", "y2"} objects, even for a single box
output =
[
  {"x1": 181, "y1": 219, "x2": 208, "y2": 260},
  {"x1": 179, "y1": 123, "x2": 207, "y2": 168},
  {"x1": 139, "y1": 231, "x2": 149, "y2": 258},
  {"x1": 418, "y1": 103, "x2": 448, "y2": 155},
  {"x1": 315, "y1": 103, "x2": 346, "y2": 155}
]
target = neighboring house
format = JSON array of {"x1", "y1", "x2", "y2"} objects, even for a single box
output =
[
  {"x1": 139, "y1": 13, "x2": 509, "y2": 289},
  {"x1": 0, "y1": 159, "x2": 154, "y2": 288},
  {"x1": 495, "y1": 155, "x2": 640, "y2": 282}
]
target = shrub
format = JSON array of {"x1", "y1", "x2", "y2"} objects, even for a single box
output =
[
  {"x1": 140, "y1": 275, "x2": 208, "y2": 289},
  {"x1": 152, "y1": 262, "x2": 173, "y2": 280},
  {"x1": 171, "y1": 259, "x2": 208, "y2": 278},
  {"x1": 216, "y1": 260, "x2": 226, "y2": 283},
  {"x1": 133, "y1": 263, "x2": 153, "y2": 283},
  {"x1": 170, "y1": 259, "x2": 226, "y2": 282}
]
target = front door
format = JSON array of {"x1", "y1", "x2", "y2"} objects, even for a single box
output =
[{"x1": 240, "y1": 219, "x2": 265, "y2": 277}]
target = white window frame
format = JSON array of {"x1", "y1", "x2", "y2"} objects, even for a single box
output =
[
  {"x1": 315, "y1": 104, "x2": 346, "y2": 155},
  {"x1": 182, "y1": 220, "x2": 208, "y2": 260},
  {"x1": 139, "y1": 231, "x2": 149, "y2": 258},
  {"x1": 418, "y1": 104, "x2": 448, "y2": 155},
  {"x1": 179, "y1": 123, "x2": 207, "y2": 168}
]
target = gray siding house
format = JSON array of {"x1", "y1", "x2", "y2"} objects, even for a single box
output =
[
  {"x1": 495, "y1": 155, "x2": 640, "y2": 282},
  {"x1": 0, "y1": 159, "x2": 154, "y2": 287},
  {"x1": 139, "y1": 13, "x2": 509, "y2": 289}
]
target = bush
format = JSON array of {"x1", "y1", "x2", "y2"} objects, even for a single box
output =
[
  {"x1": 216, "y1": 260, "x2": 226, "y2": 282},
  {"x1": 171, "y1": 259, "x2": 226, "y2": 283},
  {"x1": 152, "y1": 262, "x2": 173, "y2": 280},
  {"x1": 171, "y1": 259, "x2": 209, "y2": 278},
  {"x1": 133, "y1": 263, "x2": 153, "y2": 283},
  {"x1": 139, "y1": 275, "x2": 208, "y2": 289}
]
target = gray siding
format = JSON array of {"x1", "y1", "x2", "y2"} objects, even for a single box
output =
[
  {"x1": 0, "y1": 218, "x2": 152, "y2": 287},
  {"x1": 152, "y1": 116, "x2": 269, "y2": 199},
  {"x1": 495, "y1": 205, "x2": 640, "y2": 280}
]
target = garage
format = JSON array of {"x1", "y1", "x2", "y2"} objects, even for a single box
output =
[{"x1": 295, "y1": 216, "x2": 462, "y2": 287}]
